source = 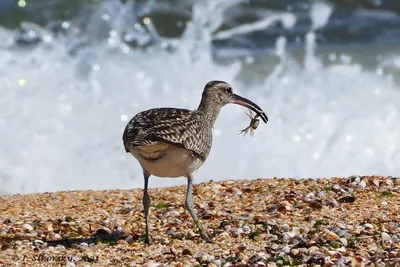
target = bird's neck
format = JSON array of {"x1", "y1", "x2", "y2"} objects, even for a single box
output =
[{"x1": 197, "y1": 97, "x2": 222, "y2": 128}]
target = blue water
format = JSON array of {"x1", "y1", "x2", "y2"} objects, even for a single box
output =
[{"x1": 1, "y1": 0, "x2": 400, "y2": 194}]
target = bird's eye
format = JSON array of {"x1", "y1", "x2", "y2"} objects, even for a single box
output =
[{"x1": 226, "y1": 87, "x2": 232, "y2": 94}]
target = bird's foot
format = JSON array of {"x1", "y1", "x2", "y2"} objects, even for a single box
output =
[
  {"x1": 199, "y1": 230, "x2": 213, "y2": 243},
  {"x1": 141, "y1": 234, "x2": 153, "y2": 245}
]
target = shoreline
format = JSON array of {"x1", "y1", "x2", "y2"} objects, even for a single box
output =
[{"x1": 1, "y1": 176, "x2": 399, "y2": 266}]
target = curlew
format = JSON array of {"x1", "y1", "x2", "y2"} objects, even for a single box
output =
[{"x1": 123, "y1": 81, "x2": 268, "y2": 244}]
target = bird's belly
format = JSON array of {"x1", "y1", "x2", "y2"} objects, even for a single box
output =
[{"x1": 130, "y1": 144, "x2": 203, "y2": 178}]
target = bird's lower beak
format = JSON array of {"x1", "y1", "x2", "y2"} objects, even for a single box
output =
[{"x1": 232, "y1": 94, "x2": 268, "y2": 123}]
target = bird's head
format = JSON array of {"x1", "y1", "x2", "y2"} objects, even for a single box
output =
[{"x1": 201, "y1": 80, "x2": 268, "y2": 123}]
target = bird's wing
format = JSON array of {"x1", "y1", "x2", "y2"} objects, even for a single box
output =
[{"x1": 123, "y1": 108, "x2": 211, "y2": 160}]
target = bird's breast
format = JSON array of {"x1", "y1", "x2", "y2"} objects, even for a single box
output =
[{"x1": 129, "y1": 142, "x2": 204, "y2": 178}]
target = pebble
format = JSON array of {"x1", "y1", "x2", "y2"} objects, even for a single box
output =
[
  {"x1": 325, "y1": 231, "x2": 339, "y2": 241},
  {"x1": 381, "y1": 232, "x2": 392, "y2": 244},
  {"x1": 283, "y1": 232, "x2": 295, "y2": 240},
  {"x1": 130, "y1": 242, "x2": 141, "y2": 249},
  {"x1": 292, "y1": 227, "x2": 301, "y2": 235},
  {"x1": 327, "y1": 199, "x2": 339, "y2": 207},
  {"x1": 201, "y1": 211, "x2": 214, "y2": 220},
  {"x1": 291, "y1": 248, "x2": 299, "y2": 256},
  {"x1": 255, "y1": 262, "x2": 266, "y2": 267},
  {"x1": 143, "y1": 261, "x2": 158, "y2": 267},
  {"x1": 219, "y1": 231, "x2": 229, "y2": 238},
  {"x1": 254, "y1": 233, "x2": 265, "y2": 241},
  {"x1": 281, "y1": 224, "x2": 290, "y2": 232},
  {"x1": 348, "y1": 175, "x2": 360, "y2": 183},
  {"x1": 3, "y1": 218, "x2": 15, "y2": 224},
  {"x1": 125, "y1": 236, "x2": 135, "y2": 244},
  {"x1": 269, "y1": 234, "x2": 278, "y2": 241},
  {"x1": 309, "y1": 246, "x2": 320, "y2": 253},
  {"x1": 339, "y1": 238, "x2": 348, "y2": 246},
  {"x1": 199, "y1": 253, "x2": 211, "y2": 263},
  {"x1": 54, "y1": 233, "x2": 61, "y2": 240},
  {"x1": 56, "y1": 244, "x2": 65, "y2": 249},
  {"x1": 29, "y1": 230, "x2": 38, "y2": 237},
  {"x1": 22, "y1": 223, "x2": 34, "y2": 232},
  {"x1": 44, "y1": 222, "x2": 53, "y2": 231},
  {"x1": 165, "y1": 228, "x2": 175, "y2": 235},
  {"x1": 213, "y1": 260, "x2": 222, "y2": 267},
  {"x1": 271, "y1": 244, "x2": 279, "y2": 250},
  {"x1": 77, "y1": 242, "x2": 88, "y2": 249},
  {"x1": 281, "y1": 246, "x2": 290, "y2": 254},
  {"x1": 33, "y1": 239, "x2": 44, "y2": 245},
  {"x1": 364, "y1": 223, "x2": 374, "y2": 229},
  {"x1": 182, "y1": 249, "x2": 192, "y2": 256},
  {"x1": 182, "y1": 259, "x2": 191, "y2": 266},
  {"x1": 358, "y1": 180, "x2": 367, "y2": 188},
  {"x1": 298, "y1": 247, "x2": 309, "y2": 255},
  {"x1": 235, "y1": 228, "x2": 244, "y2": 235},
  {"x1": 211, "y1": 184, "x2": 222, "y2": 192},
  {"x1": 335, "y1": 257, "x2": 345, "y2": 265},
  {"x1": 239, "y1": 253, "x2": 250, "y2": 263},
  {"x1": 337, "y1": 229, "x2": 348, "y2": 237},
  {"x1": 238, "y1": 243, "x2": 246, "y2": 252},
  {"x1": 333, "y1": 184, "x2": 341, "y2": 191},
  {"x1": 242, "y1": 225, "x2": 251, "y2": 233},
  {"x1": 372, "y1": 179, "x2": 381, "y2": 187},
  {"x1": 327, "y1": 250, "x2": 337, "y2": 256},
  {"x1": 388, "y1": 222, "x2": 398, "y2": 232},
  {"x1": 167, "y1": 210, "x2": 180, "y2": 217},
  {"x1": 306, "y1": 192, "x2": 315, "y2": 198},
  {"x1": 60, "y1": 221, "x2": 70, "y2": 227},
  {"x1": 233, "y1": 188, "x2": 242, "y2": 195}
]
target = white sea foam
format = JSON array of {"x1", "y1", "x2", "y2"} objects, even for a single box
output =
[{"x1": 1, "y1": 0, "x2": 400, "y2": 194}]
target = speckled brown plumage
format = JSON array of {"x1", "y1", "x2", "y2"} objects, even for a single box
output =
[
  {"x1": 123, "y1": 81, "x2": 231, "y2": 163},
  {"x1": 123, "y1": 108, "x2": 212, "y2": 161}
]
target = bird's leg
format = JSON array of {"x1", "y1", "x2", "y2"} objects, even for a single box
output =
[
  {"x1": 142, "y1": 170, "x2": 153, "y2": 245},
  {"x1": 185, "y1": 175, "x2": 212, "y2": 243}
]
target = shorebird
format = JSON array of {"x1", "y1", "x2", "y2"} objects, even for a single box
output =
[{"x1": 123, "y1": 80, "x2": 268, "y2": 244}]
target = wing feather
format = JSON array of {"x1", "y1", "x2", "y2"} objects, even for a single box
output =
[{"x1": 122, "y1": 108, "x2": 212, "y2": 160}]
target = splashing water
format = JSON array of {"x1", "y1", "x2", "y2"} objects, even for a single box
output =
[{"x1": 1, "y1": 0, "x2": 400, "y2": 194}]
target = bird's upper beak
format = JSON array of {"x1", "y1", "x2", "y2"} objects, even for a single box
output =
[{"x1": 231, "y1": 94, "x2": 268, "y2": 123}]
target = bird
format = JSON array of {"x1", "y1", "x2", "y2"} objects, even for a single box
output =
[{"x1": 122, "y1": 80, "x2": 268, "y2": 244}]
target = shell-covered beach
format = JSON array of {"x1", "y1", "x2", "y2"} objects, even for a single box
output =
[{"x1": 0, "y1": 176, "x2": 399, "y2": 266}]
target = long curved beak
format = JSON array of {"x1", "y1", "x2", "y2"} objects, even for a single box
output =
[{"x1": 231, "y1": 94, "x2": 268, "y2": 123}]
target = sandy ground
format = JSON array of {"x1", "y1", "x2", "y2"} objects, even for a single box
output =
[{"x1": 0, "y1": 176, "x2": 399, "y2": 267}]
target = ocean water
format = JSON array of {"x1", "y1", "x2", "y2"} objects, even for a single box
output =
[{"x1": 1, "y1": 0, "x2": 400, "y2": 194}]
